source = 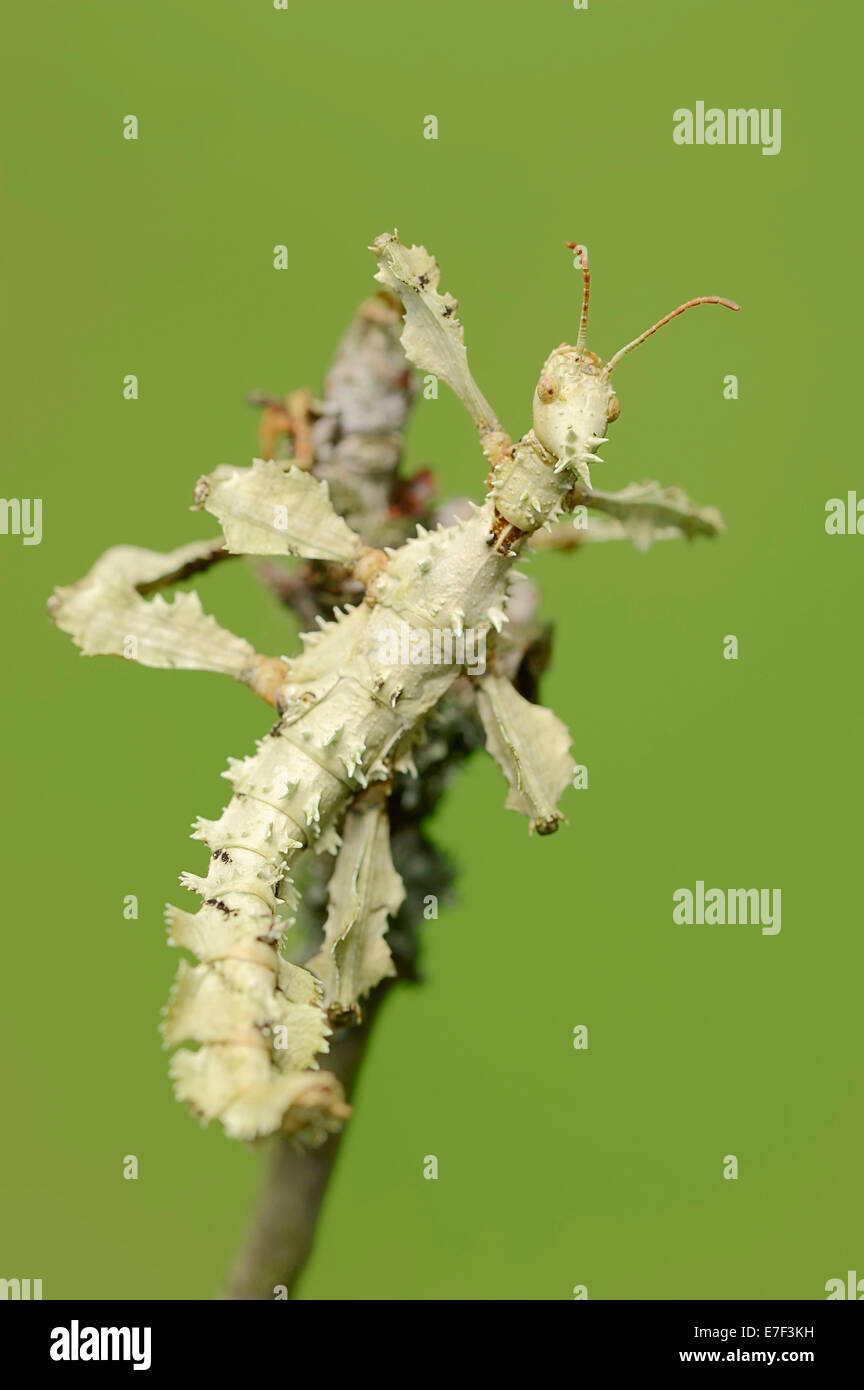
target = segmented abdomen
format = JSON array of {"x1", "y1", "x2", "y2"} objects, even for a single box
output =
[
  {"x1": 164, "y1": 507, "x2": 511, "y2": 1142},
  {"x1": 163, "y1": 667, "x2": 381, "y2": 1141}
]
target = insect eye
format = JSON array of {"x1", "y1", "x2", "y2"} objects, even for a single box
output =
[
  {"x1": 606, "y1": 394, "x2": 621, "y2": 422},
  {"x1": 536, "y1": 377, "x2": 558, "y2": 404}
]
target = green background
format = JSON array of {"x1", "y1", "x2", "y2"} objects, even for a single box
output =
[{"x1": 2, "y1": 0, "x2": 860, "y2": 1301}]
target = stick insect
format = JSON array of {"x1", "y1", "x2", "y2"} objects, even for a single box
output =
[{"x1": 49, "y1": 234, "x2": 738, "y2": 1144}]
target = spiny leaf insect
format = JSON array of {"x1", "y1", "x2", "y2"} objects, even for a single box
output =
[{"x1": 49, "y1": 234, "x2": 738, "y2": 1144}]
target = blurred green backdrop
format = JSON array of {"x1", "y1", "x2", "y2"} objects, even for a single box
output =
[{"x1": 1, "y1": 0, "x2": 860, "y2": 1301}]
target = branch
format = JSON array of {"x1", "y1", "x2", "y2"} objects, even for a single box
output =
[
  {"x1": 222, "y1": 292, "x2": 554, "y2": 1299},
  {"x1": 223, "y1": 985, "x2": 392, "y2": 1300}
]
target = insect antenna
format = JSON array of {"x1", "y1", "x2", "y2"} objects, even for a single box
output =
[
  {"x1": 605, "y1": 296, "x2": 740, "y2": 373},
  {"x1": 564, "y1": 242, "x2": 591, "y2": 352}
]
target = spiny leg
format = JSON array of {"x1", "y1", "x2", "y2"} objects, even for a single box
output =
[
  {"x1": 371, "y1": 232, "x2": 513, "y2": 472},
  {"x1": 474, "y1": 672, "x2": 575, "y2": 836},
  {"x1": 47, "y1": 538, "x2": 289, "y2": 707},
  {"x1": 530, "y1": 480, "x2": 726, "y2": 554},
  {"x1": 306, "y1": 796, "x2": 405, "y2": 1025},
  {"x1": 194, "y1": 457, "x2": 388, "y2": 589}
]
